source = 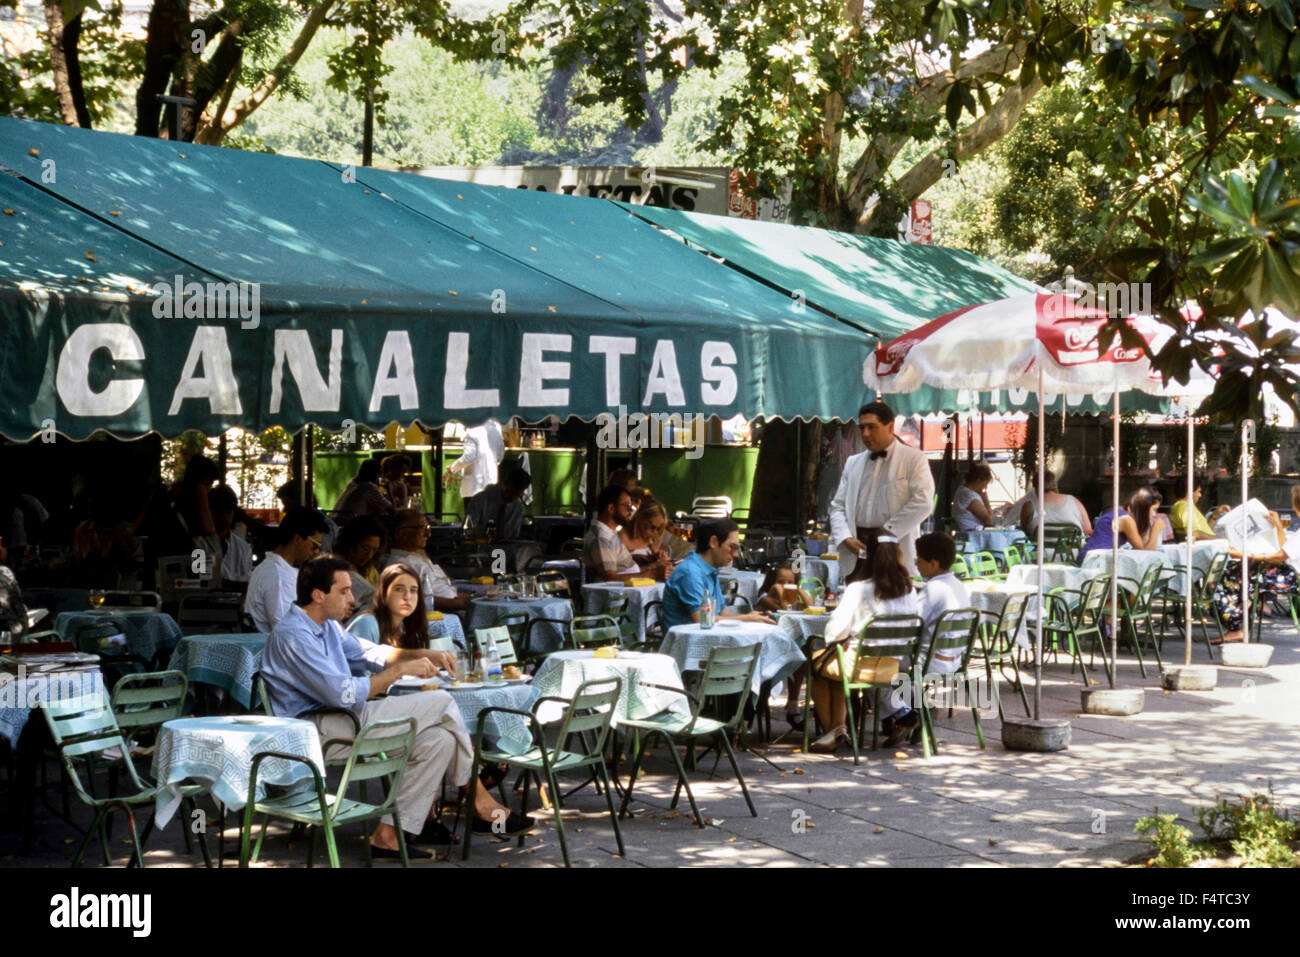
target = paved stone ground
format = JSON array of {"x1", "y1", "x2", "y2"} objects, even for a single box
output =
[{"x1": 5, "y1": 618, "x2": 1297, "y2": 868}]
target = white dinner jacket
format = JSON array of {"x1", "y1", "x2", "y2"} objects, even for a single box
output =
[{"x1": 828, "y1": 439, "x2": 935, "y2": 576}]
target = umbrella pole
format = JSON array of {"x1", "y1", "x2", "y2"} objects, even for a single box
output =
[
  {"x1": 1241, "y1": 421, "x2": 1250, "y2": 643},
  {"x1": 1034, "y1": 367, "x2": 1045, "y2": 720},
  {"x1": 1109, "y1": 385, "x2": 1119, "y2": 686},
  {"x1": 1185, "y1": 415, "x2": 1194, "y2": 666}
]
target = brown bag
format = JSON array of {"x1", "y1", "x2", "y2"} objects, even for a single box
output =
[{"x1": 811, "y1": 644, "x2": 900, "y2": 684}]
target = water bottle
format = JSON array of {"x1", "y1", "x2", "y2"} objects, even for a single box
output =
[
  {"x1": 484, "y1": 632, "x2": 503, "y2": 682},
  {"x1": 699, "y1": 594, "x2": 715, "y2": 630}
]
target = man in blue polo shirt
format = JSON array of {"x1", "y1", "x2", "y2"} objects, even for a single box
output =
[{"x1": 662, "y1": 518, "x2": 776, "y2": 629}]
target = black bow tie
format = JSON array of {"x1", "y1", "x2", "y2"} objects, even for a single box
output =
[{"x1": 870, "y1": 450, "x2": 887, "y2": 461}]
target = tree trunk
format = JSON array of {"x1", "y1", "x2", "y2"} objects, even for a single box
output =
[
  {"x1": 136, "y1": 0, "x2": 191, "y2": 136},
  {"x1": 182, "y1": 19, "x2": 245, "y2": 141},
  {"x1": 44, "y1": 2, "x2": 88, "y2": 127}
]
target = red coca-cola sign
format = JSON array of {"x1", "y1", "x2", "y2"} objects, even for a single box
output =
[{"x1": 728, "y1": 170, "x2": 758, "y2": 219}]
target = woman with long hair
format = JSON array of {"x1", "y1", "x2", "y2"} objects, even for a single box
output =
[
  {"x1": 348, "y1": 563, "x2": 430, "y2": 649},
  {"x1": 618, "y1": 499, "x2": 674, "y2": 579},
  {"x1": 1078, "y1": 486, "x2": 1167, "y2": 560},
  {"x1": 806, "y1": 539, "x2": 919, "y2": 753}
]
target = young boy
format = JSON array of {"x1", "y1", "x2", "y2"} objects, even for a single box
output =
[{"x1": 884, "y1": 531, "x2": 971, "y2": 747}]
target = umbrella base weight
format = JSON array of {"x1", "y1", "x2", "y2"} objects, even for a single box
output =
[
  {"x1": 1001, "y1": 718, "x2": 1070, "y2": 752},
  {"x1": 1160, "y1": 666, "x2": 1217, "y2": 691},
  {"x1": 1217, "y1": 643, "x2": 1274, "y2": 669},
  {"x1": 1080, "y1": 688, "x2": 1144, "y2": 716}
]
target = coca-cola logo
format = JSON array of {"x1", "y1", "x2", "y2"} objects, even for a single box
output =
[{"x1": 1063, "y1": 324, "x2": 1100, "y2": 350}]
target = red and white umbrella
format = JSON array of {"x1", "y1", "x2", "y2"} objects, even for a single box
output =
[{"x1": 864, "y1": 291, "x2": 1182, "y2": 716}]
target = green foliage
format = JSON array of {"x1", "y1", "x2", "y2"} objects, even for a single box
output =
[
  {"x1": 1196, "y1": 791, "x2": 1299, "y2": 867},
  {"x1": 1134, "y1": 812, "x2": 1205, "y2": 868}
]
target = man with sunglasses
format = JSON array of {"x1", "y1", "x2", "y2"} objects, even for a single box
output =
[
  {"x1": 662, "y1": 518, "x2": 776, "y2": 630},
  {"x1": 244, "y1": 506, "x2": 330, "y2": 632},
  {"x1": 387, "y1": 508, "x2": 472, "y2": 612}
]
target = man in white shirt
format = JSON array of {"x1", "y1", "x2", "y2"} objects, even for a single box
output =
[
  {"x1": 211, "y1": 485, "x2": 252, "y2": 586},
  {"x1": 582, "y1": 486, "x2": 664, "y2": 582},
  {"x1": 829, "y1": 400, "x2": 935, "y2": 584},
  {"x1": 387, "y1": 509, "x2": 471, "y2": 612},
  {"x1": 244, "y1": 508, "x2": 329, "y2": 632}
]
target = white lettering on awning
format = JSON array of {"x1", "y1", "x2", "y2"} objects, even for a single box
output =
[
  {"x1": 700, "y1": 341, "x2": 737, "y2": 406},
  {"x1": 519, "y1": 333, "x2": 571, "y2": 406},
  {"x1": 588, "y1": 336, "x2": 636, "y2": 406},
  {"x1": 168, "y1": 327, "x2": 242, "y2": 415},
  {"x1": 642, "y1": 340, "x2": 686, "y2": 406},
  {"x1": 443, "y1": 331, "x2": 499, "y2": 409},
  {"x1": 269, "y1": 329, "x2": 342, "y2": 413},
  {"x1": 56, "y1": 324, "x2": 145, "y2": 416},
  {"x1": 368, "y1": 331, "x2": 419, "y2": 412}
]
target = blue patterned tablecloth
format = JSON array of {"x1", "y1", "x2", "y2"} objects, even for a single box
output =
[
  {"x1": 391, "y1": 679, "x2": 536, "y2": 754},
  {"x1": 797, "y1": 558, "x2": 841, "y2": 594},
  {"x1": 152, "y1": 716, "x2": 324, "y2": 828},
  {"x1": 426, "y1": 614, "x2": 466, "y2": 646},
  {"x1": 961, "y1": 529, "x2": 1028, "y2": 556},
  {"x1": 467, "y1": 596, "x2": 573, "y2": 654},
  {"x1": 167, "y1": 633, "x2": 269, "y2": 710},
  {"x1": 0, "y1": 670, "x2": 106, "y2": 748},
  {"x1": 581, "y1": 582, "x2": 664, "y2": 643},
  {"x1": 661, "y1": 622, "x2": 805, "y2": 694},
  {"x1": 774, "y1": 610, "x2": 832, "y2": 645},
  {"x1": 531, "y1": 650, "x2": 688, "y2": 726},
  {"x1": 718, "y1": 569, "x2": 765, "y2": 604},
  {"x1": 55, "y1": 610, "x2": 184, "y2": 660}
]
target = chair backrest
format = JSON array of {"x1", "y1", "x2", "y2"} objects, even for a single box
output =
[
  {"x1": 798, "y1": 577, "x2": 826, "y2": 603},
  {"x1": 1133, "y1": 563, "x2": 1164, "y2": 607},
  {"x1": 721, "y1": 578, "x2": 740, "y2": 597},
  {"x1": 335, "y1": 717, "x2": 417, "y2": 813},
  {"x1": 1043, "y1": 524, "x2": 1083, "y2": 563},
  {"x1": 986, "y1": 592, "x2": 1030, "y2": 656},
  {"x1": 44, "y1": 693, "x2": 151, "y2": 800},
  {"x1": 1002, "y1": 545, "x2": 1025, "y2": 570},
  {"x1": 855, "y1": 614, "x2": 925, "y2": 665},
  {"x1": 923, "y1": 608, "x2": 981, "y2": 671},
  {"x1": 550, "y1": 677, "x2": 621, "y2": 759},
  {"x1": 494, "y1": 611, "x2": 529, "y2": 647},
  {"x1": 643, "y1": 599, "x2": 666, "y2": 640},
  {"x1": 1077, "y1": 575, "x2": 1112, "y2": 621},
  {"x1": 536, "y1": 570, "x2": 570, "y2": 597},
  {"x1": 1201, "y1": 551, "x2": 1230, "y2": 591},
  {"x1": 601, "y1": 594, "x2": 637, "y2": 642},
  {"x1": 427, "y1": 634, "x2": 459, "y2": 653},
  {"x1": 110, "y1": 670, "x2": 188, "y2": 737},
  {"x1": 252, "y1": 671, "x2": 275, "y2": 715},
  {"x1": 950, "y1": 555, "x2": 971, "y2": 579},
  {"x1": 570, "y1": 615, "x2": 620, "y2": 649},
  {"x1": 724, "y1": 593, "x2": 752, "y2": 614},
  {"x1": 690, "y1": 643, "x2": 760, "y2": 732},
  {"x1": 474, "y1": 626, "x2": 518, "y2": 666},
  {"x1": 691, "y1": 496, "x2": 733, "y2": 518},
  {"x1": 177, "y1": 591, "x2": 247, "y2": 634},
  {"x1": 969, "y1": 552, "x2": 1000, "y2": 579}
]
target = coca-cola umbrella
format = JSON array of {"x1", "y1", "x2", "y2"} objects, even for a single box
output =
[{"x1": 864, "y1": 291, "x2": 1176, "y2": 716}]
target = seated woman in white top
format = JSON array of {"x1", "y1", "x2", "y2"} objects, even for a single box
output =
[
  {"x1": 1019, "y1": 470, "x2": 1093, "y2": 538},
  {"x1": 807, "y1": 538, "x2": 919, "y2": 753},
  {"x1": 952, "y1": 461, "x2": 994, "y2": 532}
]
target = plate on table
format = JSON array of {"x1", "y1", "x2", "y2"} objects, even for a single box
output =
[
  {"x1": 229, "y1": 716, "x2": 280, "y2": 726},
  {"x1": 504, "y1": 675, "x2": 533, "y2": 685},
  {"x1": 717, "y1": 619, "x2": 741, "y2": 627},
  {"x1": 445, "y1": 680, "x2": 484, "y2": 691},
  {"x1": 392, "y1": 676, "x2": 442, "y2": 690}
]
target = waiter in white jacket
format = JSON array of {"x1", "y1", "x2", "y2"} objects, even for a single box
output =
[{"x1": 829, "y1": 400, "x2": 935, "y2": 583}]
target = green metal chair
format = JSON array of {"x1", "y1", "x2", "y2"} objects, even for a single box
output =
[
  {"x1": 473, "y1": 626, "x2": 519, "y2": 668},
  {"x1": 1158, "y1": 551, "x2": 1227, "y2": 660},
  {"x1": 798, "y1": 577, "x2": 827, "y2": 604},
  {"x1": 967, "y1": 551, "x2": 1002, "y2": 581},
  {"x1": 1110, "y1": 563, "x2": 1166, "y2": 677},
  {"x1": 601, "y1": 593, "x2": 639, "y2": 645},
  {"x1": 462, "y1": 677, "x2": 624, "y2": 867},
  {"x1": 535, "y1": 570, "x2": 572, "y2": 602},
  {"x1": 722, "y1": 578, "x2": 740, "y2": 599},
  {"x1": 43, "y1": 693, "x2": 167, "y2": 867},
  {"x1": 239, "y1": 716, "x2": 418, "y2": 868},
  {"x1": 837, "y1": 614, "x2": 925, "y2": 764},
  {"x1": 643, "y1": 599, "x2": 667, "y2": 647},
  {"x1": 569, "y1": 614, "x2": 621, "y2": 649},
  {"x1": 977, "y1": 592, "x2": 1031, "y2": 719},
  {"x1": 617, "y1": 643, "x2": 761, "y2": 825},
  {"x1": 66, "y1": 620, "x2": 151, "y2": 686},
  {"x1": 997, "y1": 543, "x2": 1027, "y2": 574},
  {"x1": 916, "y1": 608, "x2": 985, "y2": 756},
  {"x1": 1043, "y1": 523, "x2": 1084, "y2": 564},
  {"x1": 1040, "y1": 575, "x2": 1112, "y2": 686},
  {"x1": 950, "y1": 555, "x2": 972, "y2": 580}
]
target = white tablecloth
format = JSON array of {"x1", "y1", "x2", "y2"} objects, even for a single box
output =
[
  {"x1": 774, "y1": 610, "x2": 832, "y2": 645},
  {"x1": 967, "y1": 584, "x2": 1039, "y2": 647},
  {"x1": 152, "y1": 715, "x2": 325, "y2": 828},
  {"x1": 580, "y1": 582, "x2": 665, "y2": 643},
  {"x1": 390, "y1": 680, "x2": 536, "y2": 754},
  {"x1": 1080, "y1": 549, "x2": 1172, "y2": 594},
  {"x1": 467, "y1": 596, "x2": 574, "y2": 654},
  {"x1": 1006, "y1": 563, "x2": 1092, "y2": 594},
  {"x1": 531, "y1": 650, "x2": 688, "y2": 726},
  {"x1": 795, "y1": 558, "x2": 841, "y2": 593},
  {"x1": 661, "y1": 622, "x2": 804, "y2": 693},
  {"x1": 961, "y1": 528, "x2": 1027, "y2": 556},
  {"x1": 1157, "y1": 540, "x2": 1229, "y2": 595},
  {"x1": 718, "y1": 568, "x2": 765, "y2": 604}
]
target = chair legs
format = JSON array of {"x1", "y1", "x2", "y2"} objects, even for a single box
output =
[{"x1": 716, "y1": 730, "x2": 756, "y2": 818}]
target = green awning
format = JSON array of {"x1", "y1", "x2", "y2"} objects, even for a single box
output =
[
  {"x1": 0, "y1": 118, "x2": 870, "y2": 438},
  {"x1": 620, "y1": 203, "x2": 1168, "y2": 417}
]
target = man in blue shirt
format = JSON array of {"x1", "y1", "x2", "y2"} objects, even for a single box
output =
[
  {"x1": 662, "y1": 518, "x2": 776, "y2": 629},
  {"x1": 262, "y1": 556, "x2": 531, "y2": 858}
]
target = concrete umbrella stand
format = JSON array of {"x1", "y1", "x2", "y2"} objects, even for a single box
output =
[{"x1": 1001, "y1": 369, "x2": 1072, "y2": 751}]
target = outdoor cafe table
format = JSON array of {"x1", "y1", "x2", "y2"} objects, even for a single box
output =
[
  {"x1": 467, "y1": 596, "x2": 573, "y2": 654},
  {"x1": 1157, "y1": 540, "x2": 1230, "y2": 595},
  {"x1": 798, "y1": 558, "x2": 841, "y2": 593},
  {"x1": 54, "y1": 608, "x2": 183, "y2": 661},
  {"x1": 452, "y1": 580, "x2": 492, "y2": 597},
  {"x1": 967, "y1": 581, "x2": 1038, "y2": 647},
  {"x1": 961, "y1": 528, "x2": 1027, "y2": 557},
  {"x1": 151, "y1": 715, "x2": 325, "y2": 828},
  {"x1": 389, "y1": 677, "x2": 536, "y2": 754},
  {"x1": 1080, "y1": 549, "x2": 1174, "y2": 595},
  {"x1": 0, "y1": 665, "x2": 105, "y2": 749},
  {"x1": 167, "y1": 633, "x2": 268, "y2": 710},
  {"x1": 581, "y1": 581, "x2": 664, "y2": 643},
  {"x1": 719, "y1": 568, "x2": 765, "y2": 604},
  {"x1": 1006, "y1": 563, "x2": 1091, "y2": 594},
  {"x1": 530, "y1": 650, "x2": 689, "y2": 726},
  {"x1": 661, "y1": 621, "x2": 805, "y2": 695},
  {"x1": 774, "y1": 609, "x2": 833, "y2": 645}
]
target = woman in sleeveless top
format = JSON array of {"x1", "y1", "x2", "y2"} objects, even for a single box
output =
[
  {"x1": 1078, "y1": 486, "x2": 1165, "y2": 560},
  {"x1": 1019, "y1": 471, "x2": 1092, "y2": 538}
]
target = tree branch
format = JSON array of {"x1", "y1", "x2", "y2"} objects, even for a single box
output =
[{"x1": 44, "y1": 1, "x2": 85, "y2": 126}]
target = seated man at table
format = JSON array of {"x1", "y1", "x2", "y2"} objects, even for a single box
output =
[
  {"x1": 261, "y1": 556, "x2": 531, "y2": 857},
  {"x1": 582, "y1": 486, "x2": 668, "y2": 583},
  {"x1": 244, "y1": 507, "x2": 329, "y2": 632},
  {"x1": 1170, "y1": 473, "x2": 1219, "y2": 542},
  {"x1": 210, "y1": 484, "x2": 252, "y2": 589},
  {"x1": 466, "y1": 466, "x2": 531, "y2": 540},
  {"x1": 882, "y1": 531, "x2": 972, "y2": 747},
  {"x1": 387, "y1": 509, "x2": 471, "y2": 612},
  {"x1": 661, "y1": 518, "x2": 776, "y2": 629}
]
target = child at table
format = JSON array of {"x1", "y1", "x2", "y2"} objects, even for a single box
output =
[
  {"x1": 881, "y1": 531, "x2": 972, "y2": 748},
  {"x1": 756, "y1": 563, "x2": 812, "y2": 613}
]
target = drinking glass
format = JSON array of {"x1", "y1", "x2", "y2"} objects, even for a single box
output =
[{"x1": 89, "y1": 589, "x2": 106, "y2": 608}]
